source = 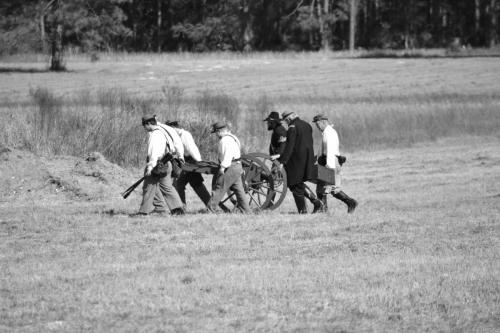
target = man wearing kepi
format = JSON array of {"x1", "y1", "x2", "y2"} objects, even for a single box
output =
[
  {"x1": 275, "y1": 111, "x2": 318, "y2": 214},
  {"x1": 312, "y1": 114, "x2": 358, "y2": 213},
  {"x1": 166, "y1": 120, "x2": 211, "y2": 210},
  {"x1": 208, "y1": 122, "x2": 251, "y2": 213},
  {"x1": 134, "y1": 114, "x2": 185, "y2": 216}
]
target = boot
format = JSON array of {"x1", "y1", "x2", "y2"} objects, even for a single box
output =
[
  {"x1": 170, "y1": 207, "x2": 185, "y2": 215},
  {"x1": 333, "y1": 191, "x2": 358, "y2": 213},
  {"x1": 305, "y1": 186, "x2": 324, "y2": 214},
  {"x1": 313, "y1": 194, "x2": 328, "y2": 213}
]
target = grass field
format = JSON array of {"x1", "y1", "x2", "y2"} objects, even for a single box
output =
[{"x1": 1, "y1": 53, "x2": 500, "y2": 332}]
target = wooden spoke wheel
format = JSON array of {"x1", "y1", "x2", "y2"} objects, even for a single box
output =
[
  {"x1": 181, "y1": 153, "x2": 287, "y2": 212},
  {"x1": 244, "y1": 153, "x2": 287, "y2": 210}
]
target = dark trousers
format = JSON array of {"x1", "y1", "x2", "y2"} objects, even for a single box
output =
[
  {"x1": 175, "y1": 170, "x2": 211, "y2": 206},
  {"x1": 289, "y1": 182, "x2": 307, "y2": 214}
]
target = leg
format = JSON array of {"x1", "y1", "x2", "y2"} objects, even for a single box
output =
[
  {"x1": 229, "y1": 175, "x2": 251, "y2": 213},
  {"x1": 158, "y1": 162, "x2": 184, "y2": 215},
  {"x1": 305, "y1": 183, "x2": 324, "y2": 213},
  {"x1": 289, "y1": 183, "x2": 307, "y2": 214},
  {"x1": 314, "y1": 181, "x2": 328, "y2": 213},
  {"x1": 138, "y1": 175, "x2": 163, "y2": 214},
  {"x1": 174, "y1": 171, "x2": 190, "y2": 205},
  {"x1": 186, "y1": 171, "x2": 211, "y2": 206},
  {"x1": 208, "y1": 170, "x2": 234, "y2": 212},
  {"x1": 332, "y1": 190, "x2": 358, "y2": 214}
]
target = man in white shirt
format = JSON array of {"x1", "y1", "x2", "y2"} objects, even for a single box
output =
[
  {"x1": 207, "y1": 122, "x2": 251, "y2": 213},
  {"x1": 133, "y1": 114, "x2": 184, "y2": 216},
  {"x1": 166, "y1": 120, "x2": 211, "y2": 209},
  {"x1": 313, "y1": 114, "x2": 358, "y2": 213}
]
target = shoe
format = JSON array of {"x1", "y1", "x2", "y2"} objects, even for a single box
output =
[
  {"x1": 170, "y1": 207, "x2": 185, "y2": 216},
  {"x1": 312, "y1": 199, "x2": 324, "y2": 213},
  {"x1": 129, "y1": 212, "x2": 148, "y2": 218}
]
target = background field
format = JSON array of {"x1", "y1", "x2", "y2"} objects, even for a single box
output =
[{"x1": 1, "y1": 53, "x2": 499, "y2": 332}]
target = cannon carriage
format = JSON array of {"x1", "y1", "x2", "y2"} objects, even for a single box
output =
[{"x1": 181, "y1": 153, "x2": 287, "y2": 211}]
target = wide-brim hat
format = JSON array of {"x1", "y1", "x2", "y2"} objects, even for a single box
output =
[
  {"x1": 263, "y1": 111, "x2": 280, "y2": 121},
  {"x1": 210, "y1": 121, "x2": 227, "y2": 133},
  {"x1": 312, "y1": 114, "x2": 328, "y2": 122},
  {"x1": 281, "y1": 111, "x2": 295, "y2": 120}
]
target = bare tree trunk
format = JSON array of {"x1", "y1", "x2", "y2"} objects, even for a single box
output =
[
  {"x1": 491, "y1": 0, "x2": 498, "y2": 46},
  {"x1": 320, "y1": 0, "x2": 330, "y2": 50},
  {"x1": 349, "y1": 0, "x2": 357, "y2": 52},
  {"x1": 50, "y1": 0, "x2": 64, "y2": 71},
  {"x1": 475, "y1": 0, "x2": 481, "y2": 44},
  {"x1": 39, "y1": 0, "x2": 46, "y2": 52},
  {"x1": 157, "y1": 0, "x2": 162, "y2": 52}
]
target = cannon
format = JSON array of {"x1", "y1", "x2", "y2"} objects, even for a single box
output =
[{"x1": 181, "y1": 153, "x2": 288, "y2": 211}]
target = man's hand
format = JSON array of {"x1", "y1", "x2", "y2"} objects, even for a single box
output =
[
  {"x1": 144, "y1": 166, "x2": 152, "y2": 176},
  {"x1": 270, "y1": 154, "x2": 280, "y2": 160}
]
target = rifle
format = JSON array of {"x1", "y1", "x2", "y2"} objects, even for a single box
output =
[{"x1": 122, "y1": 176, "x2": 145, "y2": 199}]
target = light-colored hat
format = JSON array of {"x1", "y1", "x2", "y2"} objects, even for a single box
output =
[{"x1": 281, "y1": 111, "x2": 295, "y2": 120}]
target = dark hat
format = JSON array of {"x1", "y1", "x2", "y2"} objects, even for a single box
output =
[
  {"x1": 282, "y1": 111, "x2": 295, "y2": 119},
  {"x1": 141, "y1": 114, "x2": 156, "y2": 124},
  {"x1": 312, "y1": 114, "x2": 329, "y2": 122},
  {"x1": 210, "y1": 121, "x2": 227, "y2": 133},
  {"x1": 166, "y1": 120, "x2": 180, "y2": 128},
  {"x1": 263, "y1": 111, "x2": 280, "y2": 121}
]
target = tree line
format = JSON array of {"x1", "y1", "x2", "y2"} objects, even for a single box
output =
[{"x1": 1, "y1": 0, "x2": 499, "y2": 57}]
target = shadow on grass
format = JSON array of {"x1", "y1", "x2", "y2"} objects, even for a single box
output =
[{"x1": 0, "y1": 67, "x2": 73, "y2": 73}]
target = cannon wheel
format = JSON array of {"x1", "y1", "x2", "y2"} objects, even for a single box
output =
[
  {"x1": 218, "y1": 153, "x2": 287, "y2": 211},
  {"x1": 245, "y1": 153, "x2": 287, "y2": 210}
]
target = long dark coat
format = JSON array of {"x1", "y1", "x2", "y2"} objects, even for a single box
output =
[{"x1": 278, "y1": 117, "x2": 315, "y2": 186}]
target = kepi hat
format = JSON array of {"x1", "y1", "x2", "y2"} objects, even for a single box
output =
[
  {"x1": 210, "y1": 121, "x2": 227, "y2": 133},
  {"x1": 141, "y1": 114, "x2": 156, "y2": 124},
  {"x1": 312, "y1": 114, "x2": 329, "y2": 122},
  {"x1": 166, "y1": 120, "x2": 180, "y2": 128},
  {"x1": 263, "y1": 111, "x2": 280, "y2": 121}
]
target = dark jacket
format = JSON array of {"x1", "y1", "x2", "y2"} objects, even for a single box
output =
[
  {"x1": 269, "y1": 124, "x2": 287, "y2": 156},
  {"x1": 278, "y1": 117, "x2": 315, "y2": 186}
]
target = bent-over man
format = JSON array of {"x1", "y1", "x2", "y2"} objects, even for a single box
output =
[
  {"x1": 207, "y1": 122, "x2": 251, "y2": 213},
  {"x1": 166, "y1": 120, "x2": 211, "y2": 209},
  {"x1": 313, "y1": 114, "x2": 358, "y2": 213},
  {"x1": 132, "y1": 114, "x2": 184, "y2": 216}
]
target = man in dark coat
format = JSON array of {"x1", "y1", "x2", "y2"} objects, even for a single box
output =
[
  {"x1": 265, "y1": 111, "x2": 323, "y2": 212},
  {"x1": 275, "y1": 111, "x2": 321, "y2": 214},
  {"x1": 264, "y1": 111, "x2": 287, "y2": 156}
]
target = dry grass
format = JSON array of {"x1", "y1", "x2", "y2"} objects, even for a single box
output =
[
  {"x1": 1, "y1": 53, "x2": 499, "y2": 331},
  {"x1": 1, "y1": 136, "x2": 499, "y2": 332},
  {"x1": 1, "y1": 54, "x2": 500, "y2": 164}
]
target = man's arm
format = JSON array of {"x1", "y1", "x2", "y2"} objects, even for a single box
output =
[
  {"x1": 278, "y1": 125, "x2": 296, "y2": 165},
  {"x1": 276, "y1": 126, "x2": 287, "y2": 156}
]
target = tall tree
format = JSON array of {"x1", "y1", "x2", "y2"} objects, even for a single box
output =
[{"x1": 349, "y1": 0, "x2": 357, "y2": 51}]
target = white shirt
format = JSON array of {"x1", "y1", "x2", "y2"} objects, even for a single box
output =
[
  {"x1": 320, "y1": 125, "x2": 340, "y2": 169},
  {"x1": 157, "y1": 123, "x2": 184, "y2": 159},
  {"x1": 146, "y1": 126, "x2": 168, "y2": 169},
  {"x1": 218, "y1": 133, "x2": 241, "y2": 168},
  {"x1": 175, "y1": 128, "x2": 202, "y2": 161}
]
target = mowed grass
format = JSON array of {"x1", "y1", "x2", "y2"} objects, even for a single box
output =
[{"x1": 1, "y1": 136, "x2": 499, "y2": 332}]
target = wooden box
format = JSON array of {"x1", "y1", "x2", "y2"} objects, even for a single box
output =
[{"x1": 313, "y1": 164, "x2": 336, "y2": 185}]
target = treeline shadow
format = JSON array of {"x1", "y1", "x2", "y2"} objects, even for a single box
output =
[{"x1": 0, "y1": 67, "x2": 50, "y2": 73}]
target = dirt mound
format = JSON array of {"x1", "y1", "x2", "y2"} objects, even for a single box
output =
[{"x1": 0, "y1": 147, "x2": 141, "y2": 203}]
